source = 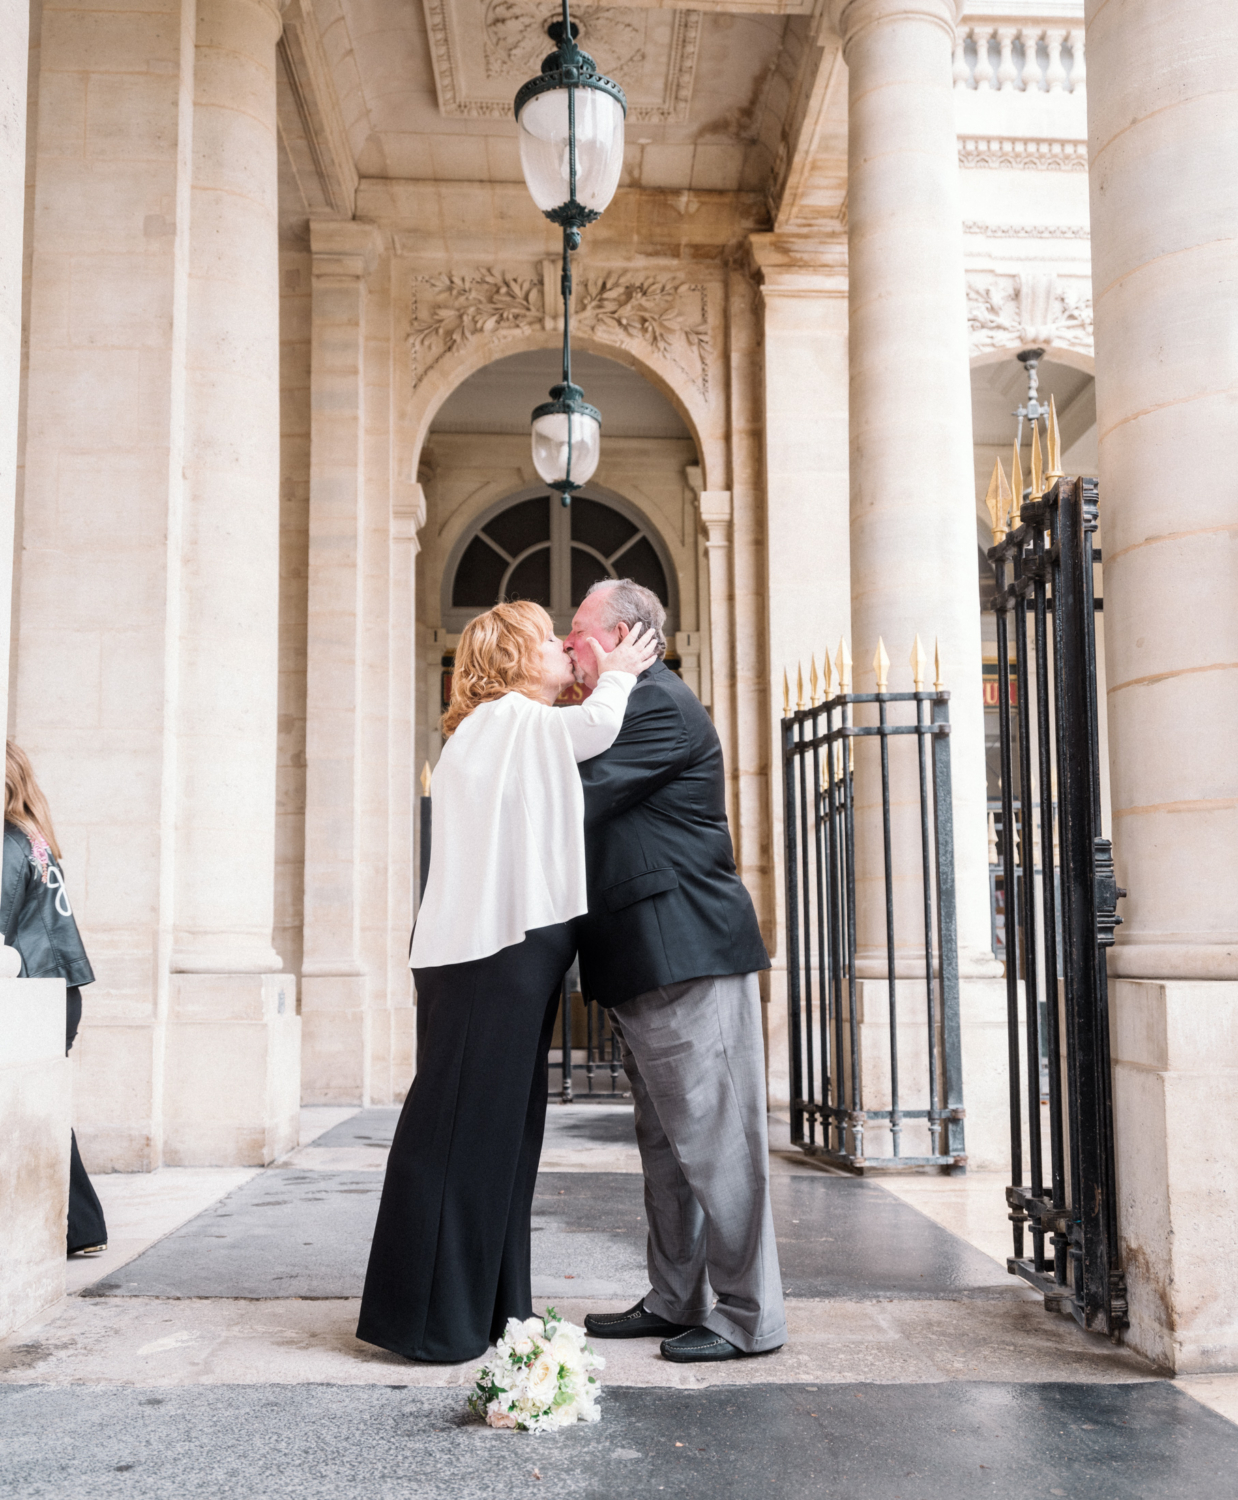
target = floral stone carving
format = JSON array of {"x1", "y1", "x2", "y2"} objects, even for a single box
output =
[
  {"x1": 967, "y1": 271, "x2": 1093, "y2": 356},
  {"x1": 409, "y1": 268, "x2": 713, "y2": 398}
]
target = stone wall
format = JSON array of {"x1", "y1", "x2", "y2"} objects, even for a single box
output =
[{"x1": 0, "y1": 978, "x2": 69, "y2": 1339}]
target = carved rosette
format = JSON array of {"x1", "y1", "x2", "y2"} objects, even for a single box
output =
[
  {"x1": 408, "y1": 268, "x2": 714, "y2": 399},
  {"x1": 967, "y1": 271, "x2": 1093, "y2": 357}
]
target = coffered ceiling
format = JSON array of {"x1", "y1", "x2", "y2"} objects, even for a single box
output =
[{"x1": 277, "y1": 0, "x2": 847, "y2": 232}]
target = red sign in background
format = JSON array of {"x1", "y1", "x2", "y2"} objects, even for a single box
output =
[{"x1": 982, "y1": 662, "x2": 1018, "y2": 708}]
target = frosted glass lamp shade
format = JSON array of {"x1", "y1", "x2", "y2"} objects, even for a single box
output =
[
  {"x1": 518, "y1": 87, "x2": 625, "y2": 221},
  {"x1": 531, "y1": 404, "x2": 601, "y2": 489}
]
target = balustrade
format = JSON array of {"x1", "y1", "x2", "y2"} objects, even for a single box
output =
[{"x1": 953, "y1": 22, "x2": 1084, "y2": 92}]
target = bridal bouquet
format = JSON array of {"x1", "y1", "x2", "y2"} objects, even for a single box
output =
[{"x1": 468, "y1": 1308, "x2": 604, "y2": 1433}]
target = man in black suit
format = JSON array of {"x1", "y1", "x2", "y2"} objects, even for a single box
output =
[{"x1": 564, "y1": 579, "x2": 786, "y2": 1364}]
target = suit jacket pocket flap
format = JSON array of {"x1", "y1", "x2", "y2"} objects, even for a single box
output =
[{"x1": 602, "y1": 867, "x2": 679, "y2": 913}]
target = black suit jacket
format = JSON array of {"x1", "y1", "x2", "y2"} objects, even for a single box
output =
[{"x1": 575, "y1": 660, "x2": 769, "y2": 1007}]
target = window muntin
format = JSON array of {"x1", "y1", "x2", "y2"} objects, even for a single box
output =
[{"x1": 444, "y1": 489, "x2": 675, "y2": 635}]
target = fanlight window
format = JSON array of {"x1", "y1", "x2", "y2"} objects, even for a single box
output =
[{"x1": 446, "y1": 490, "x2": 674, "y2": 634}]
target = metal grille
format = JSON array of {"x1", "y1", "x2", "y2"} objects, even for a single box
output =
[
  {"x1": 549, "y1": 980, "x2": 628, "y2": 1102},
  {"x1": 989, "y1": 475, "x2": 1127, "y2": 1335},
  {"x1": 781, "y1": 668, "x2": 964, "y2": 1171}
]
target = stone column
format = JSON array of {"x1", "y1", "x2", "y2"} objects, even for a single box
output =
[
  {"x1": 300, "y1": 219, "x2": 379, "y2": 1104},
  {"x1": 18, "y1": 0, "x2": 199, "y2": 1171},
  {"x1": 830, "y1": 0, "x2": 1005, "y2": 1165},
  {"x1": 749, "y1": 232, "x2": 851, "y2": 1110},
  {"x1": 19, "y1": 0, "x2": 297, "y2": 1169},
  {"x1": 0, "y1": 0, "x2": 29, "y2": 738},
  {"x1": 697, "y1": 486, "x2": 736, "y2": 832},
  {"x1": 164, "y1": 0, "x2": 299, "y2": 1164},
  {"x1": 0, "y1": 979, "x2": 69, "y2": 1338},
  {"x1": 1086, "y1": 0, "x2": 1238, "y2": 1372}
]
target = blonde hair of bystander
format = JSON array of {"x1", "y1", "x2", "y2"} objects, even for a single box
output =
[
  {"x1": 442, "y1": 600, "x2": 557, "y2": 737},
  {"x1": 5, "y1": 740, "x2": 62, "y2": 860}
]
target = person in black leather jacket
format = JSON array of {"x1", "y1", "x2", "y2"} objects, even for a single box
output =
[{"x1": 2, "y1": 740, "x2": 106, "y2": 1255}]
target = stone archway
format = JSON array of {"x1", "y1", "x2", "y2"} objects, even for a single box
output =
[
  {"x1": 391, "y1": 259, "x2": 731, "y2": 508},
  {"x1": 413, "y1": 343, "x2": 707, "y2": 786}
]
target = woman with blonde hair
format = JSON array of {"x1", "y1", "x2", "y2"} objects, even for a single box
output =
[
  {"x1": 2, "y1": 740, "x2": 106, "y2": 1254},
  {"x1": 357, "y1": 599, "x2": 655, "y2": 1363}
]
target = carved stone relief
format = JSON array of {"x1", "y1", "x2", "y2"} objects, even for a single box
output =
[
  {"x1": 963, "y1": 221, "x2": 1089, "y2": 240},
  {"x1": 967, "y1": 271, "x2": 1093, "y2": 356},
  {"x1": 958, "y1": 136, "x2": 1088, "y2": 172},
  {"x1": 483, "y1": 0, "x2": 643, "y2": 81},
  {"x1": 408, "y1": 267, "x2": 714, "y2": 398},
  {"x1": 423, "y1": 0, "x2": 700, "y2": 123}
]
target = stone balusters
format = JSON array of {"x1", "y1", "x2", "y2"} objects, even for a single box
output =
[
  {"x1": 1044, "y1": 27, "x2": 1068, "y2": 91},
  {"x1": 996, "y1": 27, "x2": 1019, "y2": 90},
  {"x1": 954, "y1": 22, "x2": 1085, "y2": 92}
]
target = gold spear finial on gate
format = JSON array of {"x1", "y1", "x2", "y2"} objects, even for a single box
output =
[
  {"x1": 835, "y1": 637, "x2": 852, "y2": 693},
  {"x1": 910, "y1": 634, "x2": 927, "y2": 691},
  {"x1": 985, "y1": 457, "x2": 1012, "y2": 543},
  {"x1": 809, "y1": 654, "x2": 821, "y2": 706},
  {"x1": 1030, "y1": 421, "x2": 1044, "y2": 500},
  {"x1": 822, "y1": 649, "x2": 833, "y2": 698},
  {"x1": 873, "y1": 637, "x2": 890, "y2": 691},
  {"x1": 933, "y1": 637, "x2": 944, "y2": 693},
  {"x1": 782, "y1": 669, "x2": 790, "y2": 715},
  {"x1": 796, "y1": 662, "x2": 805, "y2": 710},
  {"x1": 420, "y1": 761, "x2": 432, "y2": 797},
  {"x1": 1045, "y1": 393, "x2": 1063, "y2": 483},
  {"x1": 1010, "y1": 439, "x2": 1025, "y2": 530}
]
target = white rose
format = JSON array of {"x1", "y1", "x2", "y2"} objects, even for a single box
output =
[
  {"x1": 511, "y1": 1337, "x2": 534, "y2": 1357},
  {"x1": 487, "y1": 1410, "x2": 518, "y2": 1429},
  {"x1": 549, "y1": 1331, "x2": 582, "y2": 1372},
  {"x1": 550, "y1": 1400, "x2": 579, "y2": 1428},
  {"x1": 523, "y1": 1351, "x2": 559, "y2": 1408}
]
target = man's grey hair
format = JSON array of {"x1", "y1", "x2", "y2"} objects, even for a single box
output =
[{"x1": 586, "y1": 578, "x2": 668, "y2": 659}]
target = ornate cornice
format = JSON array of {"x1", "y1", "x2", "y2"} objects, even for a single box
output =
[
  {"x1": 964, "y1": 221, "x2": 1089, "y2": 238},
  {"x1": 959, "y1": 136, "x2": 1087, "y2": 170}
]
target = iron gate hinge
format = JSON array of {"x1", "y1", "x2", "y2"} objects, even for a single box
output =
[{"x1": 1094, "y1": 837, "x2": 1126, "y2": 947}]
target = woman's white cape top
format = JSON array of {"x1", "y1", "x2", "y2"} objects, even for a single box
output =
[{"x1": 409, "y1": 671, "x2": 636, "y2": 969}]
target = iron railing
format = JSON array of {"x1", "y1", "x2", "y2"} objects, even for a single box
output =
[
  {"x1": 989, "y1": 475, "x2": 1127, "y2": 1336},
  {"x1": 548, "y1": 979, "x2": 629, "y2": 1102},
  {"x1": 781, "y1": 672, "x2": 964, "y2": 1172}
]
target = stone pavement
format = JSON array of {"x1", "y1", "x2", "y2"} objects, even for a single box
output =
[{"x1": 3, "y1": 1105, "x2": 1237, "y2": 1498}]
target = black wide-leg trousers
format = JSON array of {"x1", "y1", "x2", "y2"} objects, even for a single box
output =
[
  {"x1": 65, "y1": 986, "x2": 107, "y2": 1254},
  {"x1": 356, "y1": 923, "x2": 575, "y2": 1363}
]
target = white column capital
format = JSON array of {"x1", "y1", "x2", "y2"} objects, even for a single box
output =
[
  {"x1": 749, "y1": 233, "x2": 848, "y2": 300},
  {"x1": 698, "y1": 489, "x2": 733, "y2": 547},
  {"x1": 309, "y1": 220, "x2": 383, "y2": 279},
  {"x1": 827, "y1": 0, "x2": 964, "y2": 52},
  {"x1": 393, "y1": 481, "x2": 427, "y2": 550}
]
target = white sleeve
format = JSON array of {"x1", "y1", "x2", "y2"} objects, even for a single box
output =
[{"x1": 559, "y1": 671, "x2": 637, "y2": 763}]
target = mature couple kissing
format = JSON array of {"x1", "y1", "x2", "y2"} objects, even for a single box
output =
[{"x1": 355, "y1": 578, "x2": 786, "y2": 1366}]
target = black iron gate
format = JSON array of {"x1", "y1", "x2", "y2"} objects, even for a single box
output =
[
  {"x1": 989, "y1": 475, "x2": 1127, "y2": 1335},
  {"x1": 781, "y1": 655, "x2": 964, "y2": 1171},
  {"x1": 549, "y1": 975, "x2": 628, "y2": 1102}
]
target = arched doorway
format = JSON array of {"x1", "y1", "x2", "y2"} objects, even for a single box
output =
[{"x1": 417, "y1": 346, "x2": 704, "y2": 775}]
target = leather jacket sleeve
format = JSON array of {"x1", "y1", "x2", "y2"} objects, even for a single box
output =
[{"x1": 1, "y1": 824, "x2": 95, "y2": 986}]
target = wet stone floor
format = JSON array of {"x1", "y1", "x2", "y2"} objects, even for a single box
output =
[{"x1": 3, "y1": 1104, "x2": 1237, "y2": 1499}]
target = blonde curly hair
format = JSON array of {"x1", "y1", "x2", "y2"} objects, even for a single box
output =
[{"x1": 442, "y1": 600, "x2": 555, "y2": 736}]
